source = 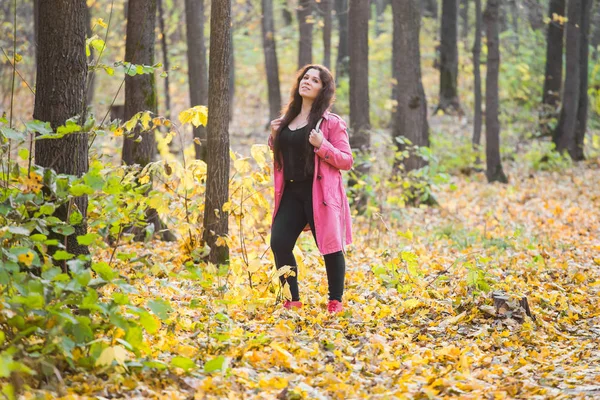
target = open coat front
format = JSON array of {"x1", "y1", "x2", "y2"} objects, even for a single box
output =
[{"x1": 270, "y1": 112, "x2": 353, "y2": 255}]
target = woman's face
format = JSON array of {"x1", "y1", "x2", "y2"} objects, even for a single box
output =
[{"x1": 298, "y1": 68, "x2": 323, "y2": 101}]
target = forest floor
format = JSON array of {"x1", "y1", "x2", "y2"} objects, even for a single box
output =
[{"x1": 24, "y1": 151, "x2": 600, "y2": 399}]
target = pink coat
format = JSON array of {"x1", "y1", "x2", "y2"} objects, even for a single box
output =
[{"x1": 270, "y1": 111, "x2": 353, "y2": 255}]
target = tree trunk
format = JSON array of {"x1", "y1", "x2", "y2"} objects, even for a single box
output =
[
  {"x1": 392, "y1": 0, "x2": 429, "y2": 172},
  {"x1": 374, "y1": 0, "x2": 389, "y2": 36},
  {"x1": 262, "y1": 0, "x2": 282, "y2": 121},
  {"x1": 203, "y1": 0, "x2": 231, "y2": 265},
  {"x1": 229, "y1": 27, "x2": 235, "y2": 121},
  {"x1": 574, "y1": 0, "x2": 593, "y2": 160},
  {"x1": 591, "y1": 0, "x2": 600, "y2": 60},
  {"x1": 33, "y1": 0, "x2": 39, "y2": 69},
  {"x1": 297, "y1": 0, "x2": 313, "y2": 68},
  {"x1": 185, "y1": 0, "x2": 208, "y2": 161},
  {"x1": 522, "y1": 0, "x2": 545, "y2": 30},
  {"x1": 157, "y1": 0, "x2": 171, "y2": 120},
  {"x1": 484, "y1": 0, "x2": 508, "y2": 183},
  {"x1": 321, "y1": 0, "x2": 332, "y2": 68},
  {"x1": 508, "y1": 0, "x2": 520, "y2": 50},
  {"x1": 553, "y1": 0, "x2": 581, "y2": 157},
  {"x1": 541, "y1": 0, "x2": 566, "y2": 135},
  {"x1": 472, "y1": 0, "x2": 483, "y2": 150},
  {"x1": 33, "y1": 0, "x2": 89, "y2": 262},
  {"x1": 335, "y1": 0, "x2": 349, "y2": 79},
  {"x1": 422, "y1": 0, "x2": 438, "y2": 18},
  {"x1": 438, "y1": 0, "x2": 460, "y2": 112},
  {"x1": 460, "y1": 0, "x2": 469, "y2": 40},
  {"x1": 282, "y1": 0, "x2": 293, "y2": 25},
  {"x1": 349, "y1": 0, "x2": 370, "y2": 153}
]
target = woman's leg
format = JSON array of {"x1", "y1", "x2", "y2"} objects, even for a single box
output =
[
  {"x1": 270, "y1": 184, "x2": 308, "y2": 301},
  {"x1": 324, "y1": 251, "x2": 345, "y2": 301}
]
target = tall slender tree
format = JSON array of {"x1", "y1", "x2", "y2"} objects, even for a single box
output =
[
  {"x1": 522, "y1": 0, "x2": 546, "y2": 30},
  {"x1": 484, "y1": 0, "x2": 508, "y2": 183},
  {"x1": 349, "y1": 0, "x2": 370, "y2": 156},
  {"x1": 422, "y1": 0, "x2": 439, "y2": 18},
  {"x1": 185, "y1": 0, "x2": 208, "y2": 161},
  {"x1": 553, "y1": 0, "x2": 582, "y2": 157},
  {"x1": 157, "y1": 0, "x2": 171, "y2": 120},
  {"x1": 321, "y1": 0, "x2": 332, "y2": 68},
  {"x1": 335, "y1": 0, "x2": 349, "y2": 79},
  {"x1": 392, "y1": 0, "x2": 429, "y2": 172},
  {"x1": 541, "y1": 0, "x2": 566, "y2": 131},
  {"x1": 262, "y1": 0, "x2": 282, "y2": 121},
  {"x1": 592, "y1": 2, "x2": 600, "y2": 59},
  {"x1": 34, "y1": 0, "x2": 89, "y2": 261},
  {"x1": 298, "y1": 0, "x2": 313, "y2": 68},
  {"x1": 472, "y1": 0, "x2": 483, "y2": 152},
  {"x1": 574, "y1": 0, "x2": 593, "y2": 160},
  {"x1": 203, "y1": 0, "x2": 232, "y2": 264},
  {"x1": 374, "y1": 0, "x2": 390, "y2": 36},
  {"x1": 460, "y1": 0, "x2": 469, "y2": 40},
  {"x1": 438, "y1": 0, "x2": 460, "y2": 112}
]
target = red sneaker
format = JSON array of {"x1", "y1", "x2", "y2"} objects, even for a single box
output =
[
  {"x1": 327, "y1": 300, "x2": 343, "y2": 313},
  {"x1": 283, "y1": 300, "x2": 303, "y2": 310}
]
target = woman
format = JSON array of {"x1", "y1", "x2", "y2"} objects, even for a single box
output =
[{"x1": 268, "y1": 64, "x2": 353, "y2": 313}]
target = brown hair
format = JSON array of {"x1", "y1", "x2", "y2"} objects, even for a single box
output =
[{"x1": 273, "y1": 64, "x2": 336, "y2": 173}]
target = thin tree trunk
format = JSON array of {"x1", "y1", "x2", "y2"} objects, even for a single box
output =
[
  {"x1": 472, "y1": 0, "x2": 483, "y2": 150},
  {"x1": 541, "y1": 0, "x2": 566, "y2": 135},
  {"x1": 392, "y1": 0, "x2": 429, "y2": 172},
  {"x1": 574, "y1": 0, "x2": 593, "y2": 160},
  {"x1": 85, "y1": 4, "x2": 95, "y2": 108},
  {"x1": 229, "y1": 26, "x2": 235, "y2": 121},
  {"x1": 522, "y1": 0, "x2": 545, "y2": 30},
  {"x1": 509, "y1": 0, "x2": 520, "y2": 51},
  {"x1": 262, "y1": 0, "x2": 282, "y2": 121},
  {"x1": 185, "y1": 0, "x2": 208, "y2": 161},
  {"x1": 157, "y1": 0, "x2": 171, "y2": 120},
  {"x1": 298, "y1": 0, "x2": 313, "y2": 68},
  {"x1": 335, "y1": 0, "x2": 349, "y2": 79},
  {"x1": 282, "y1": 0, "x2": 293, "y2": 25},
  {"x1": 438, "y1": 0, "x2": 461, "y2": 112},
  {"x1": 34, "y1": 0, "x2": 89, "y2": 263},
  {"x1": 484, "y1": 0, "x2": 508, "y2": 183},
  {"x1": 33, "y1": 0, "x2": 39, "y2": 69},
  {"x1": 460, "y1": 0, "x2": 469, "y2": 40},
  {"x1": 322, "y1": 0, "x2": 332, "y2": 68},
  {"x1": 422, "y1": 0, "x2": 438, "y2": 18},
  {"x1": 591, "y1": 0, "x2": 600, "y2": 60},
  {"x1": 553, "y1": 0, "x2": 582, "y2": 157},
  {"x1": 203, "y1": 0, "x2": 231, "y2": 265},
  {"x1": 374, "y1": 0, "x2": 389, "y2": 36}
]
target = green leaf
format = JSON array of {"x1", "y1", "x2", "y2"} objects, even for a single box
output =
[
  {"x1": 77, "y1": 233, "x2": 99, "y2": 246},
  {"x1": 171, "y1": 356, "x2": 196, "y2": 372},
  {"x1": 26, "y1": 120, "x2": 52, "y2": 134},
  {"x1": 69, "y1": 210, "x2": 83, "y2": 225},
  {"x1": 203, "y1": 356, "x2": 226, "y2": 373},
  {"x1": 92, "y1": 262, "x2": 117, "y2": 281},
  {"x1": 39, "y1": 203, "x2": 56, "y2": 215},
  {"x1": 7, "y1": 226, "x2": 31, "y2": 235},
  {"x1": 56, "y1": 120, "x2": 81, "y2": 135},
  {"x1": 52, "y1": 224, "x2": 75, "y2": 236},
  {"x1": 18, "y1": 148, "x2": 29, "y2": 160},
  {"x1": 70, "y1": 184, "x2": 94, "y2": 196},
  {"x1": 138, "y1": 311, "x2": 159, "y2": 334},
  {"x1": 54, "y1": 250, "x2": 74, "y2": 261},
  {"x1": 0, "y1": 127, "x2": 25, "y2": 141},
  {"x1": 147, "y1": 298, "x2": 172, "y2": 320}
]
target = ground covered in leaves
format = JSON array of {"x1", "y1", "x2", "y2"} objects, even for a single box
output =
[{"x1": 22, "y1": 157, "x2": 600, "y2": 399}]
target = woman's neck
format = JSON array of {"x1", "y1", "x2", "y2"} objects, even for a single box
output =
[{"x1": 299, "y1": 100, "x2": 313, "y2": 120}]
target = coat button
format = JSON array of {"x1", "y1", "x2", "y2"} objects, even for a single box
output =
[
  {"x1": 322, "y1": 201, "x2": 327, "y2": 206},
  {"x1": 317, "y1": 175, "x2": 322, "y2": 180}
]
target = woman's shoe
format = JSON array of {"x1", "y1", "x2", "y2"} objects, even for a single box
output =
[
  {"x1": 327, "y1": 300, "x2": 343, "y2": 313},
  {"x1": 283, "y1": 300, "x2": 303, "y2": 310}
]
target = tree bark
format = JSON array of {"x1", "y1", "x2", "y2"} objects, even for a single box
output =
[
  {"x1": 157, "y1": 0, "x2": 171, "y2": 119},
  {"x1": 33, "y1": 0, "x2": 89, "y2": 262},
  {"x1": 203, "y1": 0, "x2": 231, "y2": 265},
  {"x1": 591, "y1": 0, "x2": 600, "y2": 60},
  {"x1": 392, "y1": 0, "x2": 429, "y2": 172},
  {"x1": 85, "y1": 4, "x2": 95, "y2": 108},
  {"x1": 553, "y1": 0, "x2": 581, "y2": 158},
  {"x1": 484, "y1": 0, "x2": 508, "y2": 183},
  {"x1": 472, "y1": 0, "x2": 483, "y2": 150},
  {"x1": 297, "y1": 0, "x2": 313, "y2": 68},
  {"x1": 281, "y1": 0, "x2": 293, "y2": 25},
  {"x1": 262, "y1": 0, "x2": 282, "y2": 121},
  {"x1": 321, "y1": 0, "x2": 333, "y2": 68},
  {"x1": 185, "y1": 0, "x2": 208, "y2": 161},
  {"x1": 438, "y1": 0, "x2": 460, "y2": 112},
  {"x1": 229, "y1": 27, "x2": 235, "y2": 121},
  {"x1": 335, "y1": 0, "x2": 349, "y2": 79},
  {"x1": 349, "y1": 0, "x2": 370, "y2": 153},
  {"x1": 542, "y1": 0, "x2": 566, "y2": 116},
  {"x1": 460, "y1": 0, "x2": 469, "y2": 40},
  {"x1": 509, "y1": 0, "x2": 520, "y2": 50},
  {"x1": 574, "y1": 0, "x2": 593, "y2": 160}
]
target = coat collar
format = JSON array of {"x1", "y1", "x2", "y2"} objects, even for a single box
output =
[{"x1": 321, "y1": 111, "x2": 331, "y2": 120}]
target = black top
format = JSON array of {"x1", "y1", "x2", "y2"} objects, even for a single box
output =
[{"x1": 279, "y1": 124, "x2": 314, "y2": 181}]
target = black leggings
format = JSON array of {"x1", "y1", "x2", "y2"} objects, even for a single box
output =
[{"x1": 271, "y1": 179, "x2": 346, "y2": 302}]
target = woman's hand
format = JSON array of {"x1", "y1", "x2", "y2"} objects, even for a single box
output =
[
  {"x1": 309, "y1": 128, "x2": 324, "y2": 148},
  {"x1": 270, "y1": 118, "x2": 283, "y2": 140}
]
